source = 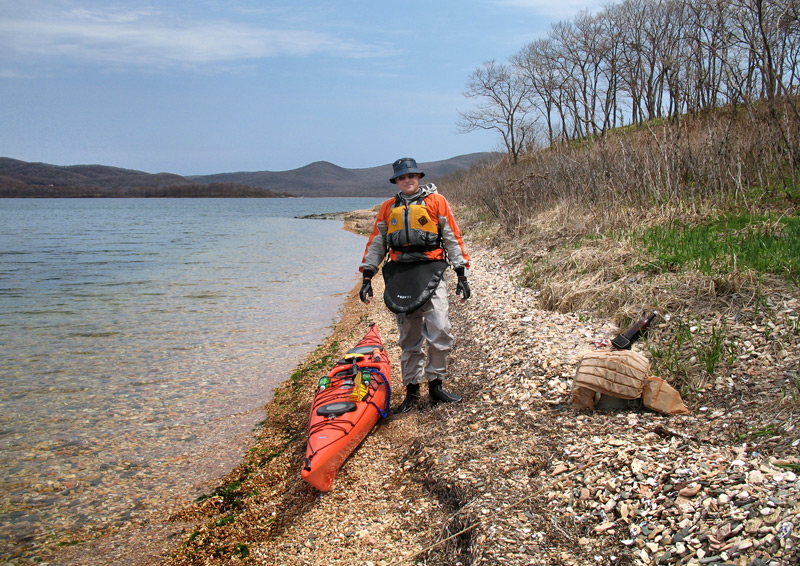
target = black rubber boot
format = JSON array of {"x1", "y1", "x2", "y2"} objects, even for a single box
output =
[
  {"x1": 395, "y1": 383, "x2": 421, "y2": 414},
  {"x1": 429, "y1": 379, "x2": 462, "y2": 404}
]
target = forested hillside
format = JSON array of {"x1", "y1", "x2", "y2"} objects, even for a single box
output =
[{"x1": 458, "y1": 0, "x2": 799, "y2": 164}]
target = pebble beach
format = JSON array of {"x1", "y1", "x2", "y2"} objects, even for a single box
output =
[{"x1": 44, "y1": 210, "x2": 800, "y2": 565}]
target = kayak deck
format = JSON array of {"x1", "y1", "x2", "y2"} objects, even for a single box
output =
[{"x1": 301, "y1": 323, "x2": 391, "y2": 491}]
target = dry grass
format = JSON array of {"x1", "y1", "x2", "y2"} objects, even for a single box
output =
[
  {"x1": 442, "y1": 98, "x2": 800, "y2": 239},
  {"x1": 436, "y1": 99, "x2": 799, "y2": 399},
  {"x1": 449, "y1": 196, "x2": 800, "y2": 401}
]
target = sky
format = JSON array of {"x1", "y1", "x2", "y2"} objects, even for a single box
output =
[{"x1": 0, "y1": 0, "x2": 606, "y2": 176}]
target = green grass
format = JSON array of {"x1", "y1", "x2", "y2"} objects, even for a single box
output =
[
  {"x1": 631, "y1": 213, "x2": 800, "y2": 283},
  {"x1": 194, "y1": 479, "x2": 243, "y2": 503},
  {"x1": 777, "y1": 462, "x2": 800, "y2": 472},
  {"x1": 289, "y1": 339, "x2": 340, "y2": 395},
  {"x1": 783, "y1": 370, "x2": 800, "y2": 402},
  {"x1": 736, "y1": 423, "x2": 779, "y2": 441},
  {"x1": 648, "y1": 317, "x2": 694, "y2": 393},
  {"x1": 214, "y1": 514, "x2": 235, "y2": 527},
  {"x1": 696, "y1": 320, "x2": 731, "y2": 377},
  {"x1": 233, "y1": 543, "x2": 250, "y2": 558}
]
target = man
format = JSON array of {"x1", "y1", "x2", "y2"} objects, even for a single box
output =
[{"x1": 359, "y1": 157, "x2": 471, "y2": 413}]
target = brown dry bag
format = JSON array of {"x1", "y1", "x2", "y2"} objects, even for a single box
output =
[{"x1": 571, "y1": 350, "x2": 688, "y2": 415}]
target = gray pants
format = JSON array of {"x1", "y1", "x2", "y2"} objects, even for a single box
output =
[{"x1": 395, "y1": 278, "x2": 453, "y2": 386}]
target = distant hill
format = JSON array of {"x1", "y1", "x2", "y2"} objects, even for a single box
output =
[
  {"x1": 0, "y1": 158, "x2": 291, "y2": 198},
  {"x1": 188, "y1": 153, "x2": 498, "y2": 197},
  {"x1": 0, "y1": 153, "x2": 498, "y2": 198}
]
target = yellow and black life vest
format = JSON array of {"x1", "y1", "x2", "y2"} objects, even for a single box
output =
[{"x1": 385, "y1": 196, "x2": 442, "y2": 255}]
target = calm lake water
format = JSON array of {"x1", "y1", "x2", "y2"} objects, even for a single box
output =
[{"x1": 0, "y1": 197, "x2": 381, "y2": 559}]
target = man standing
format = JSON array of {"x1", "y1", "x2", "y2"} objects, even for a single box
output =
[{"x1": 359, "y1": 157, "x2": 471, "y2": 413}]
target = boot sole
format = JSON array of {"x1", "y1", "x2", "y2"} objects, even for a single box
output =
[{"x1": 430, "y1": 395, "x2": 462, "y2": 403}]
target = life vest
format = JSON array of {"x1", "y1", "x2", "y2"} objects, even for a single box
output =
[
  {"x1": 385, "y1": 194, "x2": 443, "y2": 258},
  {"x1": 359, "y1": 183, "x2": 470, "y2": 273}
]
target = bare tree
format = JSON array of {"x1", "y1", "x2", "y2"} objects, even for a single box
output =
[
  {"x1": 458, "y1": 60, "x2": 536, "y2": 164},
  {"x1": 779, "y1": 0, "x2": 800, "y2": 90},
  {"x1": 567, "y1": 11, "x2": 612, "y2": 136},
  {"x1": 659, "y1": 0, "x2": 690, "y2": 117},
  {"x1": 598, "y1": 9, "x2": 625, "y2": 130},
  {"x1": 682, "y1": 0, "x2": 731, "y2": 110},
  {"x1": 513, "y1": 39, "x2": 564, "y2": 145},
  {"x1": 614, "y1": 0, "x2": 650, "y2": 124},
  {"x1": 725, "y1": 0, "x2": 779, "y2": 100},
  {"x1": 547, "y1": 20, "x2": 588, "y2": 140},
  {"x1": 458, "y1": 0, "x2": 800, "y2": 161}
]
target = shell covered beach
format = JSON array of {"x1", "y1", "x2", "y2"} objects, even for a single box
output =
[{"x1": 47, "y1": 209, "x2": 800, "y2": 565}]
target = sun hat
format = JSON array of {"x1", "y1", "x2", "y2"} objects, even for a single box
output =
[{"x1": 389, "y1": 157, "x2": 425, "y2": 184}]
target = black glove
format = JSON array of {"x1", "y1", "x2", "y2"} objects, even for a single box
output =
[
  {"x1": 455, "y1": 267, "x2": 471, "y2": 301},
  {"x1": 359, "y1": 269, "x2": 374, "y2": 303}
]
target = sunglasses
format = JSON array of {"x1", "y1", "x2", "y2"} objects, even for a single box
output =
[{"x1": 395, "y1": 173, "x2": 420, "y2": 182}]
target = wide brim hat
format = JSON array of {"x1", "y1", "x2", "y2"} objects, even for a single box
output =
[{"x1": 389, "y1": 157, "x2": 425, "y2": 184}]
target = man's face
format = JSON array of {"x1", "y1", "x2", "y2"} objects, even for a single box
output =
[{"x1": 395, "y1": 173, "x2": 421, "y2": 196}]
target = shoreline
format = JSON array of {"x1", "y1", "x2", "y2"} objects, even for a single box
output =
[
  {"x1": 36, "y1": 211, "x2": 379, "y2": 566},
  {"x1": 160, "y1": 229, "x2": 799, "y2": 565},
  {"x1": 47, "y1": 210, "x2": 800, "y2": 565}
]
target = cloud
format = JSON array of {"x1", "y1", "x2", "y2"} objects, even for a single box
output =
[
  {"x1": 0, "y1": 68, "x2": 36, "y2": 79},
  {"x1": 69, "y1": 7, "x2": 160, "y2": 24},
  {"x1": 495, "y1": 0, "x2": 606, "y2": 19},
  {"x1": 0, "y1": 5, "x2": 390, "y2": 72}
]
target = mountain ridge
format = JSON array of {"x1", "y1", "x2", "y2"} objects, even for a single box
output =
[{"x1": 0, "y1": 153, "x2": 498, "y2": 197}]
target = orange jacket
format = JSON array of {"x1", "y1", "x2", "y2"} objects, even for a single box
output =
[{"x1": 360, "y1": 184, "x2": 470, "y2": 273}]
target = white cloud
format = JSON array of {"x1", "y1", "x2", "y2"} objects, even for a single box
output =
[
  {"x1": 69, "y1": 7, "x2": 160, "y2": 24},
  {"x1": 496, "y1": 0, "x2": 607, "y2": 19},
  {"x1": 0, "y1": 5, "x2": 390, "y2": 71},
  {"x1": 0, "y1": 68, "x2": 35, "y2": 79}
]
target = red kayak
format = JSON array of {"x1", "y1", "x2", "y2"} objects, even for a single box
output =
[{"x1": 302, "y1": 323, "x2": 391, "y2": 491}]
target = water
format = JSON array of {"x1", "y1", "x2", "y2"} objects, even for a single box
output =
[{"x1": 0, "y1": 197, "x2": 381, "y2": 559}]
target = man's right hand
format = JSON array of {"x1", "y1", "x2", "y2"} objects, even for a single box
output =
[
  {"x1": 359, "y1": 278, "x2": 373, "y2": 303},
  {"x1": 359, "y1": 269, "x2": 375, "y2": 303}
]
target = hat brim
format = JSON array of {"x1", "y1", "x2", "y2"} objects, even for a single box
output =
[{"x1": 389, "y1": 170, "x2": 425, "y2": 184}]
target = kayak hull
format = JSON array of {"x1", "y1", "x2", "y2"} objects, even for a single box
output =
[{"x1": 301, "y1": 323, "x2": 391, "y2": 491}]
